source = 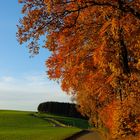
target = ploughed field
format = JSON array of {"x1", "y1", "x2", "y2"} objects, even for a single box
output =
[{"x1": 0, "y1": 110, "x2": 89, "y2": 140}]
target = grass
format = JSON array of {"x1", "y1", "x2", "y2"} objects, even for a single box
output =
[
  {"x1": 0, "y1": 110, "x2": 81, "y2": 140},
  {"x1": 34, "y1": 112, "x2": 90, "y2": 129}
]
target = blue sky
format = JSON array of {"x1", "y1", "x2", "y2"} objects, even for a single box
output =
[{"x1": 0, "y1": 1, "x2": 70, "y2": 111}]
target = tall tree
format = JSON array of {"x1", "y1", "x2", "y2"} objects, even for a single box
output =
[{"x1": 17, "y1": 0, "x2": 140, "y2": 139}]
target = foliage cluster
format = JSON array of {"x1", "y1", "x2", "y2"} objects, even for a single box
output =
[{"x1": 17, "y1": 0, "x2": 140, "y2": 139}]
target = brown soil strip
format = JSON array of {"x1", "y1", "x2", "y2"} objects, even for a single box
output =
[
  {"x1": 64, "y1": 130, "x2": 90, "y2": 140},
  {"x1": 64, "y1": 130, "x2": 104, "y2": 140}
]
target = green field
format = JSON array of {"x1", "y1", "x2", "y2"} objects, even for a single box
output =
[{"x1": 0, "y1": 110, "x2": 83, "y2": 140}]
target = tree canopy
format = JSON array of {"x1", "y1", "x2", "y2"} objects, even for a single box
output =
[
  {"x1": 37, "y1": 101, "x2": 86, "y2": 118},
  {"x1": 17, "y1": 0, "x2": 140, "y2": 139}
]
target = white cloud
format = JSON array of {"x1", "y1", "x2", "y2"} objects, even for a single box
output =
[
  {"x1": 0, "y1": 74, "x2": 71, "y2": 111},
  {"x1": 1, "y1": 76, "x2": 15, "y2": 83}
]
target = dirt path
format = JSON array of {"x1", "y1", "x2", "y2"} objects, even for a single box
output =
[
  {"x1": 65, "y1": 130, "x2": 104, "y2": 140},
  {"x1": 76, "y1": 131, "x2": 104, "y2": 140},
  {"x1": 32, "y1": 114, "x2": 66, "y2": 127}
]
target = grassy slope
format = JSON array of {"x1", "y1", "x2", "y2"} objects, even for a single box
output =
[
  {"x1": 0, "y1": 110, "x2": 81, "y2": 140},
  {"x1": 34, "y1": 112, "x2": 90, "y2": 129}
]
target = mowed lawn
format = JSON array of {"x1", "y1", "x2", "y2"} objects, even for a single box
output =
[{"x1": 0, "y1": 110, "x2": 81, "y2": 140}]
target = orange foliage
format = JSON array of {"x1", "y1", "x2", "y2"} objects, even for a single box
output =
[{"x1": 17, "y1": 0, "x2": 140, "y2": 139}]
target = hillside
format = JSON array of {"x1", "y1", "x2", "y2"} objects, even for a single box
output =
[{"x1": 0, "y1": 110, "x2": 82, "y2": 140}]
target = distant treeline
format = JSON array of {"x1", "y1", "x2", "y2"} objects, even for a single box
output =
[{"x1": 38, "y1": 101, "x2": 86, "y2": 119}]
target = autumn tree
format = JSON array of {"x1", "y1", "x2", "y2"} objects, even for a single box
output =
[{"x1": 17, "y1": 0, "x2": 140, "y2": 139}]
